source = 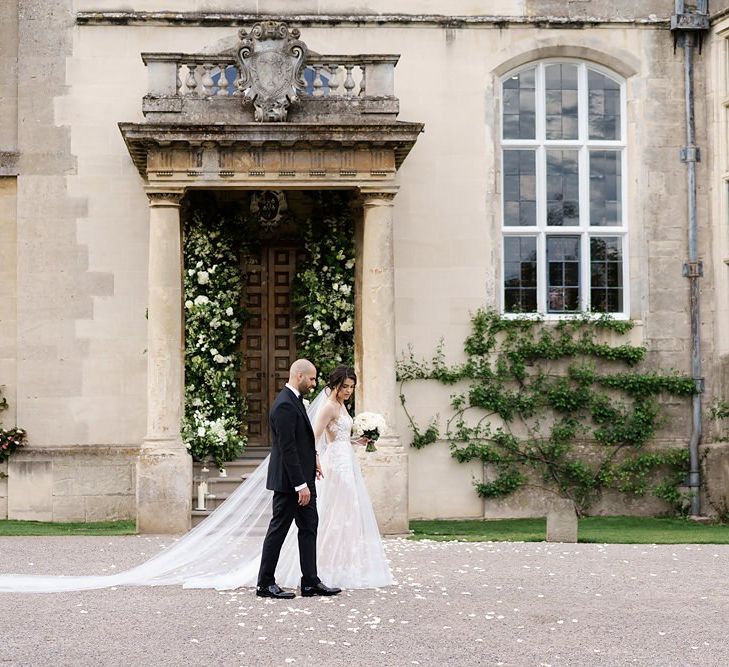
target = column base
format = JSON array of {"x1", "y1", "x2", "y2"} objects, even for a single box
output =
[
  {"x1": 136, "y1": 440, "x2": 192, "y2": 534},
  {"x1": 357, "y1": 435, "x2": 409, "y2": 535}
]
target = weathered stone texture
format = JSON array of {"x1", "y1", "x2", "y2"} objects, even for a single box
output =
[
  {"x1": 525, "y1": 0, "x2": 672, "y2": 19},
  {"x1": 7, "y1": 448, "x2": 136, "y2": 522}
]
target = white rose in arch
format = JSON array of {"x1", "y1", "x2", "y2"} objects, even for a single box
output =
[
  {"x1": 197, "y1": 271, "x2": 210, "y2": 285},
  {"x1": 185, "y1": 300, "x2": 194, "y2": 309},
  {"x1": 225, "y1": 307, "x2": 234, "y2": 316},
  {"x1": 197, "y1": 426, "x2": 205, "y2": 437},
  {"x1": 194, "y1": 295, "x2": 209, "y2": 306},
  {"x1": 313, "y1": 320, "x2": 322, "y2": 331}
]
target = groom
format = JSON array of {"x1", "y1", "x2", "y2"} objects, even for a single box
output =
[{"x1": 256, "y1": 359, "x2": 341, "y2": 599}]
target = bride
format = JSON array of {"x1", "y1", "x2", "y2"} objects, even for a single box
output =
[{"x1": 0, "y1": 365, "x2": 394, "y2": 593}]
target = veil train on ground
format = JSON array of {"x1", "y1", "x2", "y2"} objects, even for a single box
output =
[{"x1": 0, "y1": 388, "x2": 393, "y2": 593}]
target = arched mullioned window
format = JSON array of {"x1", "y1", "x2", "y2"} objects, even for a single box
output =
[{"x1": 500, "y1": 60, "x2": 628, "y2": 316}]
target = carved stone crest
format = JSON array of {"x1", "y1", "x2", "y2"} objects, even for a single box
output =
[
  {"x1": 250, "y1": 190, "x2": 288, "y2": 230},
  {"x1": 236, "y1": 22, "x2": 308, "y2": 122}
]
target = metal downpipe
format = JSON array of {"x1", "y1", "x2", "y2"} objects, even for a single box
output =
[{"x1": 682, "y1": 31, "x2": 702, "y2": 517}]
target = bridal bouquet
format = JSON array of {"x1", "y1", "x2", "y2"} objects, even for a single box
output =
[{"x1": 352, "y1": 412, "x2": 386, "y2": 452}]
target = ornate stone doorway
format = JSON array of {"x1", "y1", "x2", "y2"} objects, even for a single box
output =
[
  {"x1": 242, "y1": 243, "x2": 305, "y2": 446},
  {"x1": 120, "y1": 21, "x2": 423, "y2": 534}
]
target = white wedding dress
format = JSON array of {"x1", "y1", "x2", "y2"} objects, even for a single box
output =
[{"x1": 0, "y1": 391, "x2": 393, "y2": 593}]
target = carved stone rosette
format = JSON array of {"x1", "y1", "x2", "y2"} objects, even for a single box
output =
[{"x1": 235, "y1": 21, "x2": 308, "y2": 122}]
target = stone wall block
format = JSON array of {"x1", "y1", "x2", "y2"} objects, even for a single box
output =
[
  {"x1": 701, "y1": 442, "x2": 729, "y2": 516},
  {"x1": 408, "y1": 440, "x2": 483, "y2": 520},
  {"x1": 51, "y1": 495, "x2": 86, "y2": 523},
  {"x1": 8, "y1": 459, "x2": 52, "y2": 521},
  {"x1": 85, "y1": 495, "x2": 135, "y2": 522},
  {"x1": 73, "y1": 464, "x2": 134, "y2": 496},
  {"x1": 357, "y1": 441, "x2": 409, "y2": 534}
]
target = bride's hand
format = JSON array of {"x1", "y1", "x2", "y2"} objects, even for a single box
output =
[{"x1": 315, "y1": 456, "x2": 324, "y2": 480}]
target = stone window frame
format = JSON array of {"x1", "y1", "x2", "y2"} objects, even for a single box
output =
[{"x1": 499, "y1": 58, "x2": 629, "y2": 319}]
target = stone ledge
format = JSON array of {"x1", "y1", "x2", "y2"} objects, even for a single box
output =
[
  {"x1": 10, "y1": 446, "x2": 140, "y2": 460},
  {"x1": 75, "y1": 12, "x2": 672, "y2": 28}
]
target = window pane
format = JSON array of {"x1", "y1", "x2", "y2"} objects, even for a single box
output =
[
  {"x1": 590, "y1": 236, "x2": 623, "y2": 313},
  {"x1": 547, "y1": 150, "x2": 580, "y2": 226},
  {"x1": 544, "y1": 64, "x2": 579, "y2": 140},
  {"x1": 503, "y1": 68, "x2": 536, "y2": 140},
  {"x1": 589, "y1": 150, "x2": 622, "y2": 226},
  {"x1": 547, "y1": 235, "x2": 580, "y2": 313},
  {"x1": 588, "y1": 69, "x2": 621, "y2": 140},
  {"x1": 504, "y1": 236, "x2": 538, "y2": 313},
  {"x1": 503, "y1": 150, "x2": 537, "y2": 227}
]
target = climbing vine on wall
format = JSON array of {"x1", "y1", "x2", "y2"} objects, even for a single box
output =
[{"x1": 397, "y1": 310, "x2": 698, "y2": 515}]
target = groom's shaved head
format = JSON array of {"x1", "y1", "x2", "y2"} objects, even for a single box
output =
[
  {"x1": 290, "y1": 359, "x2": 317, "y2": 396},
  {"x1": 290, "y1": 359, "x2": 315, "y2": 376}
]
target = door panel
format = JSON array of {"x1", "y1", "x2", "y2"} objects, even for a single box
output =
[{"x1": 241, "y1": 245, "x2": 303, "y2": 447}]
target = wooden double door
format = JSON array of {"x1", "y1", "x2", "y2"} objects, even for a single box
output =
[{"x1": 241, "y1": 245, "x2": 306, "y2": 446}]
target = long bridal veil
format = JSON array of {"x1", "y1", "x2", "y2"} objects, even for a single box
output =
[{"x1": 0, "y1": 390, "x2": 331, "y2": 594}]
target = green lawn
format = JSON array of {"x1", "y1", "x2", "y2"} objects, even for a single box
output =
[
  {"x1": 410, "y1": 516, "x2": 729, "y2": 544},
  {"x1": 0, "y1": 520, "x2": 136, "y2": 536},
  {"x1": 4, "y1": 516, "x2": 729, "y2": 543}
]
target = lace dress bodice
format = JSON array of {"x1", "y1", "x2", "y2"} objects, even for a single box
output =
[{"x1": 326, "y1": 408, "x2": 353, "y2": 445}]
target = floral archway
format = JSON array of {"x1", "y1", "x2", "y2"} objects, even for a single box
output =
[{"x1": 181, "y1": 191, "x2": 356, "y2": 466}]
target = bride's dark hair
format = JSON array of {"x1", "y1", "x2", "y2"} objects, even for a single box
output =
[{"x1": 327, "y1": 365, "x2": 357, "y2": 391}]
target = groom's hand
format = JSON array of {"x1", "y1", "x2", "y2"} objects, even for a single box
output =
[{"x1": 298, "y1": 486, "x2": 311, "y2": 506}]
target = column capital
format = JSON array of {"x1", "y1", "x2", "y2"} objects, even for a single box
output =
[
  {"x1": 146, "y1": 189, "x2": 185, "y2": 207},
  {"x1": 358, "y1": 186, "x2": 398, "y2": 207}
]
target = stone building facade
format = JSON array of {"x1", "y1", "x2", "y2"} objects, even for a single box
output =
[{"x1": 2, "y1": 0, "x2": 729, "y2": 532}]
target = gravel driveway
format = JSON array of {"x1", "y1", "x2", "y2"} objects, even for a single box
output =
[{"x1": 1, "y1": 536, "x2": 727, "y2": 666}]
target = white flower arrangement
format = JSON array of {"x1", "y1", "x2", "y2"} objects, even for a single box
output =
[
  {"x1": 352, "y1": 412, "x2": 387, "y2": 452},
  {"x1": 292, "y1": 197, "x2": 356, "y2": 380},
  {"x1": 182, "y1": 207, "x2": 247, "y2": 467}
]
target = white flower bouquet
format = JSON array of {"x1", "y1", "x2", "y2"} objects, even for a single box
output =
[{"x1": 352, "y1": 412, "x2": 387, "y2": 452}]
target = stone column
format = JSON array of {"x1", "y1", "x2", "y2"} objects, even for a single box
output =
[
  {"x1": 137, "y1": 190, "x2": 191, "y2": 534},
  {"x1": 356, "y1": 187, "x2": 408, "y2": 534}
]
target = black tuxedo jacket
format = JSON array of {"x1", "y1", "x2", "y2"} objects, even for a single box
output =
[{"x1": 266, "y1": 386, "x2": 316, "y2": 493}]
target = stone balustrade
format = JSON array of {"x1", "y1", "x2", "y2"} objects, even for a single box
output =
[{"x1": 141, "y1": 52, "x2": 399, "y2": 121}]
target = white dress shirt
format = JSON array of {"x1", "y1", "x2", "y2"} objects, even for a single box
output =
[{"x1": 284, "y1": 383, "x2": 310, "y2": 493}]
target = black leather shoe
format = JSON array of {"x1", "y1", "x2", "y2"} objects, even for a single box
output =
[
  {"x1": 256, "y1": 584, "x2": 295, "y2": 599},
  {"x1": 301, "y1": 581, "x2": 341, "y2": 597}
]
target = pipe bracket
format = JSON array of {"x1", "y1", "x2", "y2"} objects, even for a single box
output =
[
  {"x1": 680, "y1": 146, "x2": 700, "y2": 163},
  {"x1": 682, "y1": 261, "x2": 703, "y2": 278}
]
